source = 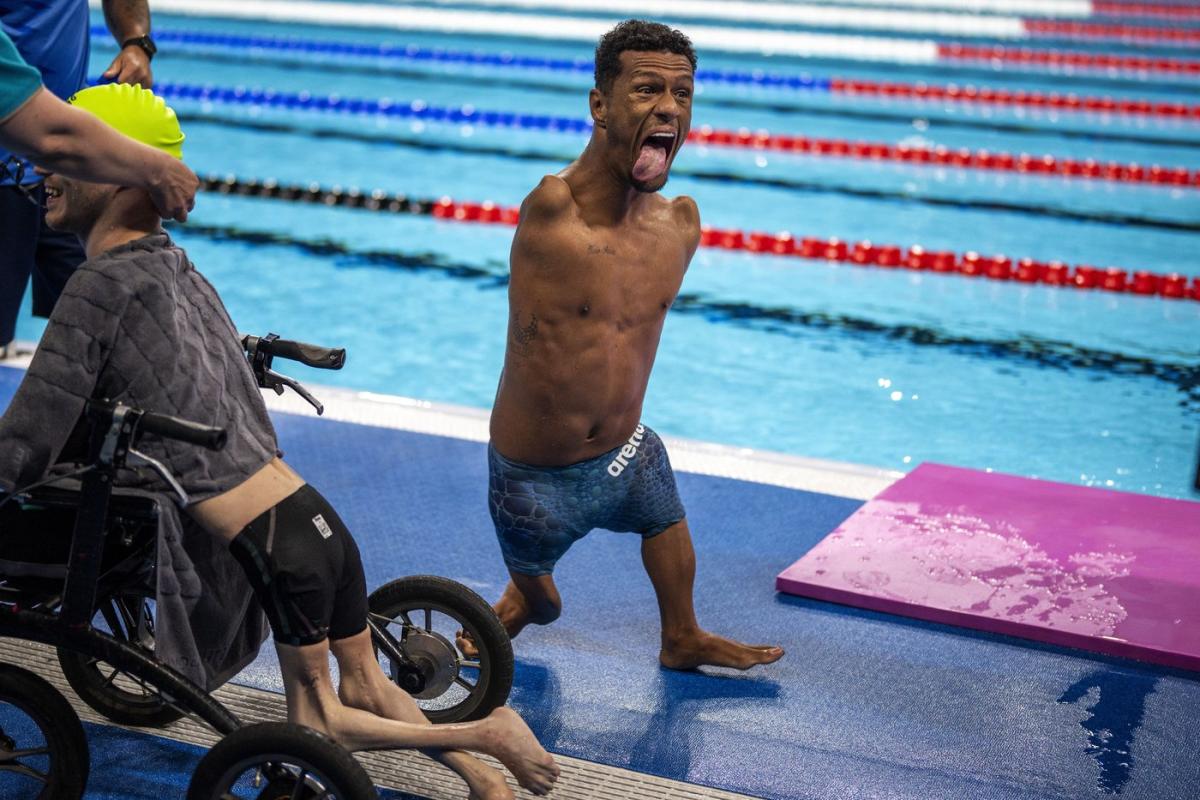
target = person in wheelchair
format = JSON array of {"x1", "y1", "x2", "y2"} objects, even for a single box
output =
[{"x1": 0, "y1": 83, "x2": 558, "y2": 800}]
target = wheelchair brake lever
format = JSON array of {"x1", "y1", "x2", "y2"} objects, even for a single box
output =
[
  {"x1": 127, "y1": 448, "x2": 190, "y2": 507},
  {"x1": 263, "y1": 368, "x2": 325, "y2": 416}
]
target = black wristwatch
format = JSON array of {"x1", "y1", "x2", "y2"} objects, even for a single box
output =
[{"x1": 121, "y1": 34, "x2": 157, "y2": 61}]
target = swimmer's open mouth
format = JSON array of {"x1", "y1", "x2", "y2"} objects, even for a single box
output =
[
  {"x1": 633, "y1": 130, "x2": 677, "y2": 183},
  {"x1": 45, "y1": 185, "x2": 62, "y2": 201}
]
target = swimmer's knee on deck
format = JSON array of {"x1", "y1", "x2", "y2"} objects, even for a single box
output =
[
  {"x1": 526, "y1": 598, "x2": 562, "y2": 625},
  {"x1": 507, "y1": 573, "x2": 563, "y2": 625}
]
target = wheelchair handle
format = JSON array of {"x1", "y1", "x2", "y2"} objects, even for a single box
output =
[
  {"x1": 140, "y1": 410, "x2": 227, "y2": 452},
  {"x1": 86, "y1": 401, "x2": 227, "y2": 452},
  {"x1": 242, "y1": 334, "x2": 346, "y2": 370}
]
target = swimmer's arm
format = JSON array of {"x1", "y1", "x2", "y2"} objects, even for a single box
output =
[{"x1": 0, "y1": 88, "x2": 197, "y2": 221}]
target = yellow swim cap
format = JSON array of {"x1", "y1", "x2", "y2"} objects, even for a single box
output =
[{"x1": 68, "y1": 83, "x2": 185, "y2": 160}]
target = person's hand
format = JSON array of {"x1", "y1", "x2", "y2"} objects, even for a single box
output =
[
  {"x1": 102, "y1": 45, "x2": 153, "y2": 88},
  {"x1": 146, "y1": 155, "x2": 199, "y2": 222}
]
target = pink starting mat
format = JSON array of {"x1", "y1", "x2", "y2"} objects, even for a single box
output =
[{"x1": 777, "y1": 463, "x2": 1200, "y2": 671}]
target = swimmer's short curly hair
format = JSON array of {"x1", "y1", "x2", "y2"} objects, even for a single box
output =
[{"x1": 594, "y1": 20, "x2": 697, "y2": 94}]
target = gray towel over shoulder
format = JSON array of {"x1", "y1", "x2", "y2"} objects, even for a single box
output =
[{"x1": 0, "y1": 232, "x2": 278, "y2": 688}]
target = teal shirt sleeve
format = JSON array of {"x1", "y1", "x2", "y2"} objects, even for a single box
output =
[{"x1": 0, "y1": 29, "x2": 42, "y2": 122}]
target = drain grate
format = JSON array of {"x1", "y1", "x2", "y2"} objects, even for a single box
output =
[{"x1": 0, "y1": 638, "x2": 757, "y2": 799}]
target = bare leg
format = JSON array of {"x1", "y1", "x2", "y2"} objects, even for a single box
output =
[
  {"x1": 331, "y1": 630, "x2": 514, "y2": 800},
  {"x1": 276, "y1": 634, "x2": 559, "y2": 796},
  {"x1": 642, "y1": 519, "x2": 784, "y2": 670},
  {"x1": 494, "y1": 572, "x2": 562, "y2": 637},
  {"x1": 462, "y1": 572, "x2": 562, "y2": 657}
]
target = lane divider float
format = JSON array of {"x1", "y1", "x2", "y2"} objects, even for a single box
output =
[
  {"x1": 93, "y1": 2, "x2": 1200, "y2": 73},
  {"x1": 1024, "y1": 18, "x2": 1200, "y2": 46},
  {"x1": 937, "y1": 43, "x2": 1200, "y2": 74},
  {"x1": 106, "y1": 27, "x2": 1200, "y2": 118},
  {"x1": 781, "y1": 0, "x2": 1197, "y2": 16},
  {"x1": 1092, "y1": 2, "x2": 1200, "y2": 18},
  {"x1": 828, "y1": 78, "x2": 1200, "y2": 118},
  {"x1": 155, "y1": 82, "x2": 1200, "y2": 188},
  {"x1": 92, "y1": 0, "x2": 944, "y2": 63},
  {"x1": 199, "y1": 174, "x2": 1200, "y2": 302},
  {"x1": 294, "y1": 0, "x2": 1198, "y2": 44},
  {"x1": 687, "y1": 125, "x2": 1200, "y2": 187}
]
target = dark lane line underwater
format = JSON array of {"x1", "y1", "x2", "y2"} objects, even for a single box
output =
[{"x1": 170, "y1": 223, "x2": 1200, "y2": 410}]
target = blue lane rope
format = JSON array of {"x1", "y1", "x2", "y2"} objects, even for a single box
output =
[
  {"x1": 126, "y1": 79, "x2": 598, "y2": 133},
  {"x1": 90, "y1": 26, "x2": 832, "y2": 92}
]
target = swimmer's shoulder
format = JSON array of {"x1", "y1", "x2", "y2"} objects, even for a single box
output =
[
  {"x1": 668, "y1": 194, "x2": 700, "y2": 227},
  {"x1": 666, "y1": 194, "x2": 701, "y2": 251},
  {"x1": 519, "y1": 174, "x2": 576, "y2": 224}
]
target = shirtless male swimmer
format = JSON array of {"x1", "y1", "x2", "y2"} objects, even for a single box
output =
[{"x1": 484, "y1": 20, "x2": 784, "y2": 671}]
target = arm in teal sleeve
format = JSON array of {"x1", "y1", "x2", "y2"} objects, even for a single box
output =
[{"x1": 0, "y1": 29, "x2": 42, "y2": 123}]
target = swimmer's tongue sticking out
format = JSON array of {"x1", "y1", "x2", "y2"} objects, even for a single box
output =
[{"x1": 633, "y1": 141, "x2": 668, "y2": 182}]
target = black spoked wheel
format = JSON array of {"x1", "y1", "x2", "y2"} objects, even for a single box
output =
[
  {"x1": 187, "y1": 722, "x2": 377, "y2": 800},
  {"x1": 367, "y1": 575, "x2": 513, "y2": 723},
  {"x1": 0, "y1": 663, "x2": 89, "y2": 799},
  {"x1": 57, "y1": 592, "x2": 185, "y2": 727}
]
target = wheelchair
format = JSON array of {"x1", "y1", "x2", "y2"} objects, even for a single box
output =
[{"x1": 0, "y1": 335, "x2": 513, "y2": 798}]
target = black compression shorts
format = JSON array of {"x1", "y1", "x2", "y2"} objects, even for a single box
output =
[{"x1": 229, "y1": 483, "x2": 368, "y2": 646}]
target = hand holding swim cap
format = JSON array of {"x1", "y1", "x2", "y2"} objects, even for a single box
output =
[
  {"x1": 101, "y1": 38, "x2": 154, "y2": 89},
  {"x1": 67, "y1": 83, "x2": 197, "y2": 221}
]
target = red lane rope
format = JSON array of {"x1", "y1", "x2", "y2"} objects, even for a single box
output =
[
  {"x1": 937, "y1": 44, "x2": 1200, "y2": 74},
  {"x1": 425, "y1": 198, "x2": 1199, "y2": 301},
  {"x1": 1024, "y1": 19, "x2": 1200, "y2": 45},
  {"x1": 686, "y1": 127, "x2": 1200, "y2": 188},
  {"x1": 829, "y1": 77, "x2": 1200, "y2": 118},
  {"x1": 1092, "y1": 2, "x2": 1200, "y2": 19}
]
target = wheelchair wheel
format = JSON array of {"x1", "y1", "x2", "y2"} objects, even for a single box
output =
[
  {"x1": 0, "y1": 663, "x2": 89, "y2": 799},
  {"x1": 187, "y1": 722, "x2": 377, "y2": 800},
  {"x1": 368, "y1": 575, "x2": 513, "y2": 723},
  {"x1": 57, "y1": 593, "x2": 185, "y2": 727}
]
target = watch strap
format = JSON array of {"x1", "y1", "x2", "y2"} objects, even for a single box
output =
[{"x1": 121, "y1": 35, "x2": 156, "y2": 60}]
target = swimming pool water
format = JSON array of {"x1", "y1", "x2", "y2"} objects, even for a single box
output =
[{"x1": 16, "y1": 8, "x2": 1199, "y2": 499}]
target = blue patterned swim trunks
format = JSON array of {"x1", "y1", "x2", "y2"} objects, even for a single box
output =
[{"x1": 488, "y1": 424, "x2": 686, "y2": 576}]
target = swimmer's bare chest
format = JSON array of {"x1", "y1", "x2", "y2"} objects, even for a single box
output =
[{"x1": 491, "y1": 201, "x2": 693, "y2": 465}]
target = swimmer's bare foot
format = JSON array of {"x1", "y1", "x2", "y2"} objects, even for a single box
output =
[
  {"x1": 464, "y1": 763, "x2": 515, "y2": 800},
  {"x1": 457, "y1": 629, "x2": 479, "y2": 659},
  {"x1": 481, "y1": 706, "x2": 560, "y2": 796},
  {"x1": 660, "y1": 630, "x2": 784, "y2": 671}
]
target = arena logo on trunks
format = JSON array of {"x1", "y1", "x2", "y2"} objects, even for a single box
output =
[{"x1": 607, "y1": 424, "x2": 646, "y2": 477}]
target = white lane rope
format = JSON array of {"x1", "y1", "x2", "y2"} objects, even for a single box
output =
[
  {"x1": 120, "y1": 0, "x2": 943, "y2": 62},
  {"x1": 759, "y1": 0, "x2": 1092, "y2": 15},
  {"x1": 407, "y1": 0, "x2": 1029, "y2": 38}
]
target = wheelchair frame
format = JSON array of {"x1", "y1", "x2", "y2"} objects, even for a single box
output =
[
  {"x1": 0, "y1": 334, "x2": 514, "y2": 797},
  {"x1": 0, "y1": 400, "x2": 241, "y2": 737}
]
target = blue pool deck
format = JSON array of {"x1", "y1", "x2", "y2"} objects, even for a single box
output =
[{"x1": 1, "y1": 361, "x2": 1198, "y2": 800}]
